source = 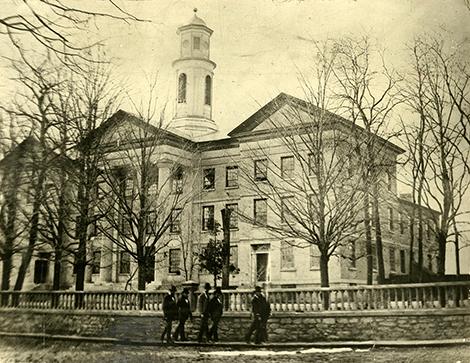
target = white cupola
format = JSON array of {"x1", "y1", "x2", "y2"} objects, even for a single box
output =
[{"x1": 171, "y1": 9, "x2": 218, "y2": 138}]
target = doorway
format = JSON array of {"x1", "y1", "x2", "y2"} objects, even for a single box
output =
[{"x1": 256, "y1": 253, "x2": 269, "y2": 282}]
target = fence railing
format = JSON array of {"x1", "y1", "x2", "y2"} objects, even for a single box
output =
[{"x1": 0, "y1": 282, "x2": 469, "y2": 313}]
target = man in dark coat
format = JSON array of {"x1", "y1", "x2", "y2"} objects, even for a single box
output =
[
  {"x1": 173, "y1": 287, "x2": 192, "y2": 341},
  {"x1": 197, "y1": 282, "x2": 211, "y2": 343},
  {"x1": 245, "y1": 286, "x2": 270, "y2": 344},
  {"x1": 161, "y1": 285, "x2": 178, "y2": 344},
  {"x1": 207, "y1": 286, "x2": 224, "y2": 342}
]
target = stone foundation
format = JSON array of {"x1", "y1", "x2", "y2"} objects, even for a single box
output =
[{"x1": 0, "y1": 309, "x2": 469, "y2": 342}]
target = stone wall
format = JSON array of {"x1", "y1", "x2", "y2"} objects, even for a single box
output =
[{"x1": 0, "y1": 309, "x2": 469, "y2": 342}]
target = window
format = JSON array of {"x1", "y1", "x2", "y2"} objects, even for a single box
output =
[
  {"x1": 34, "y1": 252, "x2": 50, "y2": 284},
  {"x1": 308, "y1": 153, "x2": 315, "y2": 175},
  {"x1": 148, "y1": 165, "x2": 159, "y2": 193},
  {"x1": 427, "y1": 253, "x2": 433, "y2": 271},
  {"x1": 388, "y1": 208, "x2": 394, "y2": 231},
  {"x1": 146, "y1": 211, "x2": 156, "y2": 235},
  {"x1": 193, "y1": 36, "x2": 200, "y2": 50},
  {"x1": 281, "y1": 196, "x2": 294, "y2": 223},
  {"x1": 226, "y1": 166, "x2": 238, "y2": 188},
  {"x1": 226, "y1": 203, "x2": 238, "y2": 229},
  {"x1": 119, "y1": 251, "x2": 130, "y2": 274},
  {"x1": 254, "y1": 199, "x2": 267, "y2": 226},
  {"x1": 178, "y1": 73, "x2": 187, "y2": 103},
  {"x1": 386, "y1": 171, "x2": 392, "y2": 191},
  {"x1": 371, "y1": 245, "x2": 377, "y2": 271},
  {"x1": 389, "y1": 247, "x2": 396, "y2": 272},
  {"x1": 281, "y1": 156, "x2": 294, "y2": 178},
  {"x1": 400, "y1": 249, "x2": 406, "y2": 273},
  {"x1": 202, "y1": 205, "x2": 215, "y2": 231},
  {"x1": 348, "y1": 241, "x2": 356, "y2": 268},
  {"x1": 203, "y1": 168, "x2": 215, "y2": 190},
  {"x1": 172, "y1": 166, "x2": 184, "y2": 193},
  {"x1": 281, "y1": 241, "x2": 295, "y2": 270},
  {"x1": 310, "y1": 245, "x2": 320, "y2": 269},
  {"x1": 169, "y1": 248, "x2": 181, "y2": 274},
  {"x1": 230, "y1": 245, "x2": 238, "y2": 270},
  {"x1": 92, "y1": 249, "x2": 101, "y2": 274},
  {"x1": 205, "y1": 75, "x2": 212, "y2": 105},
  {"x1": 399, "y1": 212, "x2": 405, "y2": 234},
  {"x1": 347, "y1": 155, "x2": 354, "y2": 178},
  {"x1": 170, "y1": 208, "x2": 182, "y2": 233},
  {"x1": 426, "y1": 220, "x2": 432, "y2": 239},
  {"x1": 254, "y1": 159, "x2": 267, "y2": 181}
]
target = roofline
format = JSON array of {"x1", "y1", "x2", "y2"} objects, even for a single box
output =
[
  {"x1": 398, "y1": 197, "x2": 441, "y2": 216},
  {"x1": 228, "y1": 92, "x2": 406, "y2": 155}
]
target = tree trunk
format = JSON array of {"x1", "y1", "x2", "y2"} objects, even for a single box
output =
[
  {"x1": 53, "y1": 248, "x2": 62, "y2": 290},
  {"x1": 453, "y1": 219, "x2": 460, "y2": 276},
  {"x1": 221, "y1": 208, "x2": 231, "y2": 289},
  {"x1": 437, "y1": 231, "x2": 446, "y2": 276},
  {"x1": 319, "y1": 252, "x2": 329, "y2": 309},
  {"x1": 363, "y1": 193, "x2": 373, "y2": 285},
  {"x1": 1, "y1": 251, "x2": 13, "y2": 306},
  {"x1": 371, "y1": 182, "x2": 385, "y2": 284}
]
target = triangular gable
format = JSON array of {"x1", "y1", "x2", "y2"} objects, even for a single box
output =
[{"x1": 81, "y1": 110, "x2": 194, "y2": 149}]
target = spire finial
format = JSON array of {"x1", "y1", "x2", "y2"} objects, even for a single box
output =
[{"x1": 193, "y1": 8, "x2": 198, "y2": 14}]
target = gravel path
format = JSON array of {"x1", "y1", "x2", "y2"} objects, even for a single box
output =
[{"x1": 0, "y1": 338, "x2": 469, "y2": 363}]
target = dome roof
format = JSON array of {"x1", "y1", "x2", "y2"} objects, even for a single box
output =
[{"x1": 189, "y1": 13, "x2": 206, "y2": 26}]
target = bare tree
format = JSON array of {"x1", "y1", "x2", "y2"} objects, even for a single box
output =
[
  {"x1": 95, "y1": 84, "x2": 197, "y2": 290},
  {"x1": 403, "y1": 37, "x2": 470, "y2": 276},
  {"x1": 238, "y1": 45, "x2": 364, "y2": 290},
  {"x1": 0, "y1": 118, "x2": 30, "y2": 295},
  {"x1": 0, "y1": 1, "x2": 144, "y2": 61},
  {"x1": 332, "y1": 37, "x2": 403, "y2": 284}
]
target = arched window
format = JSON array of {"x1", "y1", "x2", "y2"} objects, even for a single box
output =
[
  {"x1": 205, "y1": 75, "x2": 212, "y2": 105},
  {"x1": 178, "y1": 73, "x2": 187, "y2": 103}
]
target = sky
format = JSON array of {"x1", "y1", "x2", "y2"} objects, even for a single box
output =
[{"x1": 1, "y1": 0, "x2": 469, "y2": 272}]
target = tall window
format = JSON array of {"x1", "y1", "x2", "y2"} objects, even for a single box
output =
[
  {"x1": 426, "y1": 220, "x2": 432, "y2": 239},
  {"x1": 119, "y1": 251, "x2": 130, "y2": 274},
  {"x1": 254, "y1": 199, "x2": 267, "y2": 225},
  {"x1": 193, "y1": 36, "x2": 200, "y2": 50},
  {"x1": 205, "y1": 75, "x2": 212, "y2": 105},
  {"x1": 178, "y1": 73, "x2": 187, "y2": 103},
  {"x1": 310, "y1": 245, "x2": 320, "y2": 269},
  {"x1": 427, "y1": 253, "x2": 433, "y2": 271},
  {"x1": 34, "y1": 252, "x2": 50, "y2": 284},
  {"x1": 92, "y1": 249, "x2": 101, "y2": 274},
  {"x1": 280, "y1": 241, "x2": 295, "y2": 269},
  {"x1": 281, "y1": 156, "x2": 294, "y2": 178},
  {"x1": 203, "y1": 168, "x2": 215, "y2": 190},
  {"x1": 226, "y1": 166, "x2": 238, "y2": 188},
  {"x1": 389, "y1": 247, "x2": 396, "y2": 272},
  {"x1": 386, "y1": 171, "x2": 392, "y2": 191},
  {"x1": 348, "y1": 241, "x2": 356, "y2": 268},
  {"x1": 169, "y1": 248, "x2": 181, "y2": 274},
  {"x1": 308, "y1": 153, "x2": 315, "y2": 175},
  {"x1": 202, "y1": 205, "x2": 215, "y2": 231},
  {"x1": 170, "y1": 208, "x2": 182, "y2": 233},
  {"x1": 172, "y1": 166, "x2": 184, "y2": 193},
  {"x1": 388, "y1": 208, "x2": 394, "y2": 231},
  {"x1": 226, "y1": 203, "x2": 238, "y2": 229},
  {"x1": 281, "y1": 196, "x2": 293, "y2": 223},
  {"x1": 254, "y1": 159, "x2": 268, "y2": 181},
  {"x1": 399, "y1": 212, "x2": 405, "y2": 234},
  {"x1": 371, "y1": 245, "x2": 377, "y2": 271},
  {"x1": 400, "y1": 249, "x2": 406, "y2": 273},
  {"x1": 230, "y1": 246, "x2": 238, "y2": 270}
]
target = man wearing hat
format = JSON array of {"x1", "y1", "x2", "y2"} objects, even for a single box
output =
[
  {"x1": 197, "y1": 282, "x2": 211, "y2": 343},
  {"x1": 207, "y1": 286, "x2": 224, "y2": 342},
  {"x1": 245, "y1": 286, "x2": 270, "y2": 344},
  {"x1": 161, "y1": 285, "x2": 178, "y2": 344},
  {"x1": 173, "y1": 287, "x2": 192, "y2": 341}
]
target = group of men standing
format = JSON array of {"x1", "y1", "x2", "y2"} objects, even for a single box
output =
[{"x1": 161, "y1": 283, "x2": 271, "y2": 344}]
